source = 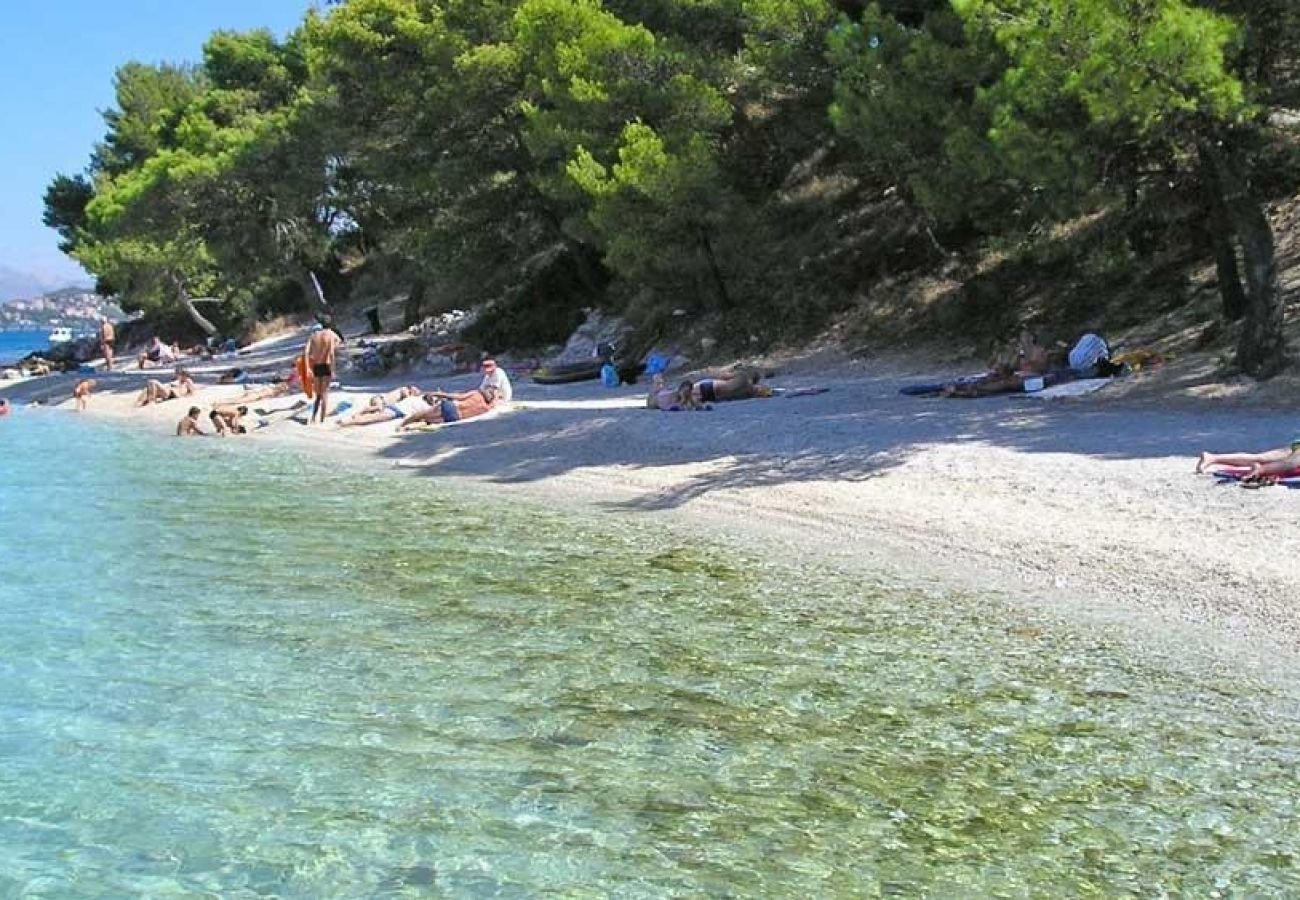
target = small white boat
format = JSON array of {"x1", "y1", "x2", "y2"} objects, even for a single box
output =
[{"x1": 48, "y1": 327, "x2": 74, "y2": 343}]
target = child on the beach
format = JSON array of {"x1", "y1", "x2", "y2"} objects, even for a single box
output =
[
  {"x1": 73, "y1": 379, "x2": 96, "y2": 411},
  {"x1": 176, "y1": 407, "x2": 206, "y2": 436}
]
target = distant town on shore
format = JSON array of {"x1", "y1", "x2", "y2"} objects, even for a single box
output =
[{"x1": 0, "y1": 288, "x2": 124, "y2": 333}]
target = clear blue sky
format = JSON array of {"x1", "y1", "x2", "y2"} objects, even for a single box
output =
[{"x1": 0, "y1": 1, "x2": 313, "y2": 285}]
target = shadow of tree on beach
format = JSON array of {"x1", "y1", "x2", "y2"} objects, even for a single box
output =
[{"x1": 369, "y1": 370, "x2": 1299, "y2": 511}]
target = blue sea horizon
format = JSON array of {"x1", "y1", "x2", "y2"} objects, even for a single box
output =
[{"x1": 0, "y1": 329, "x2": 51, "y2": 366}]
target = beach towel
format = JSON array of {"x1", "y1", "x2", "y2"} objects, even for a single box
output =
[
  {"x1": 900, "y1": 375, "x2": 988, "y2": 397},
  {"x1": 1212, "y1": 467, "x2": 1300, "y2": 488},
  {"x1": 1022, "y1": 378, "x2": 1113, "y2": 400},
  {"x1": 767, "y1": 387, "x2": 831, "y2": 398}
]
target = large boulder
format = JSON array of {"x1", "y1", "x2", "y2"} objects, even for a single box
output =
[{"x1": 558, "y1": 310, "x2": 631, "y2": 362}]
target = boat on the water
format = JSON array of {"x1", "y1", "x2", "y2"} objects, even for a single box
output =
[{"x1": 48, "y1": 327, "x2": 74, "y2": 343}]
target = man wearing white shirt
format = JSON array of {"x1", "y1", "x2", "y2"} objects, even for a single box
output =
[{"x1": 478, "y1": 358, "x2": 512, "y2": 402}]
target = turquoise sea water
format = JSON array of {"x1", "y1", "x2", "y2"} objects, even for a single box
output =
[
  {"x1": 0, "y1": 330, "x2": 50, "y2": 366},
  {"x1": 2, "y1": 411, "x2": 1300, "y2": 896}
]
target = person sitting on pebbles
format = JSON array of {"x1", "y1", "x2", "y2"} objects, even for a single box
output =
[
  {"x1": 136, "y1": 368, "x2": 196, "y2": 406},
  {"x1": 1197, "y1": 439, "x2": 1300, "y2": 485},
  {"x1": 397, "y1": 385, "x2": 499, "y2": 430},
  {"x1": 72, "y1": 378, "x2": 96, "y2": 412},
  {"x1": 209, "y1": 404, "x2": 250, "y2": 435},
  {"x1": 138, "y1": 336, "x2": 179, "y2": 369}
]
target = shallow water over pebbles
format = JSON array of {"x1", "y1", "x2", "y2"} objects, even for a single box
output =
[{"x1": 1, "y1": 410, "x2": 1298, "y2": 896}]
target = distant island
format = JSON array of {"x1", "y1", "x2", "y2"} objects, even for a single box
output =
[{"x1": 0, "y1": 288, "x2": 125, "y2": 334}]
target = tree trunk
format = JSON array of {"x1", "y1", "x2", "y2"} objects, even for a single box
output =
[
  {"x1": 1205, "y1": 142, "x2": 1287, "y2": 378},
  {"x1": 1198, "y1": 149, "x2": 1247, "y2": 321},
  {"x1": 173, "y1": 278, "x2": 218, "y2": 336},
  {"x1": 404, "y1": 278, "x2": 427, "y2": 329},
  {"x1": 698, "y1": 227, "x2": 732, "y2": 310}
]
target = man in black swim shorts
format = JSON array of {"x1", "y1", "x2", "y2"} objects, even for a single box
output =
[{"x1": 303, "y1": 323, "x2": 343, "y2": 424}]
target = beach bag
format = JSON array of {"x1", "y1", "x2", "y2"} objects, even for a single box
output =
[{"x1": 1068, "y1": 333, "x2": 1109, "y2": 372}]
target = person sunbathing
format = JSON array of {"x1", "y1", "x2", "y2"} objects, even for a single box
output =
[
  {"x1": 1196, "y1": 440, "x2": 1300, "y2": 481},
  {"x1": 691, "y1": 366, "x2": 771, "y2": 403},
  {"x1": 941, "y1": 330, "x2": 1057, "y2": 398},
  {"x1": 398, "y1": 385, "x2": 498, "y2": 429},
  {"x1": 72, "y1": 378, "x2": 96, "y2": 411},
  {"x1": 366, "y1": 385, "x2": 421, "y2": 409},
  {"x1": 339, "y1": 391, "x2": 430, "y2": 427},
  {"x1": 238, "y1": 381, "x2": 293, "y2": 402},
  {"x1": 136, "y1": 368, "x2": 196, "y2": 406},
  {"x1": 209, "y1": 404, "x2": 250, "y2": 435},
  {"x1": 646, "y1": 379, "x2": 702, "y2": 410}
]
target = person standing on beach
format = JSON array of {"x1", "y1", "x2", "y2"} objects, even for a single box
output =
[
  {"x1": 304, "y1": 322, "x2": 343, "y2": 424},
  {"x1": 98, "y1": 318, "x2": 115, "y2": 371}
]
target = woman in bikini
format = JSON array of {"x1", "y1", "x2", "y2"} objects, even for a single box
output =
[
  {"x1": 135, "y1": 368, "x2": 195, "y2": 406},
  {"x1": 646, "y1": 379, "x2": 700, "y2": 410}
]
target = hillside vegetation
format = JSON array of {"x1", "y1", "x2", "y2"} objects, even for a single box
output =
[{"x1": 44, "y1": 0, "x2": 1300, "y2": 376}]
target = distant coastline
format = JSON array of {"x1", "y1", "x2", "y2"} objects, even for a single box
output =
[{"x1": 0, "y1": 287, "x2": 123, "y2": 334}]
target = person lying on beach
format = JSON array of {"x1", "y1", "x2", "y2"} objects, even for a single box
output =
[
  {"x1": 1196, "y1": 440, "x2": 1300, "y2": 483},
  {"x1": 646, "y1": 378, "x2": 703, "y2": 411},
  {"x1": 135, "y1": 368, "x2": 196, "y2": 406},
  {"x1": 72, "y1": 379, "x2": 96, "y2": 412},
  {"x1": 209, "y1": 404, "x2": 250, "y2": 435},
  {"x1": 177, "y1": 406, "x2": 206, "y2": 436},
  {"x1": 937, "y1": 331, "x2": 1058, "y2": 398},
  {"x1": 366, "y1": 385, "x2": 421, "y2": 409},
  {"x1": 691, "y1": 366, "x2": 772, "y2": 403},
  {"x1": 397, "y1": 385, "x2": 498, "y2": 429},
  {"x1": 137, "y1": 337, "x2": 179, "y2": 369},
  {"x1": 339, "y1": 392, "x2": 431, "y2": 428},
  {"x1": 237, "y1": 381, "x2": 293, "y2": 402}
]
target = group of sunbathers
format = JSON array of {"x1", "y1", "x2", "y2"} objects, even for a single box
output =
[{"x1": 337, "y1": 381, "x2": 503, "y2": 429}]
